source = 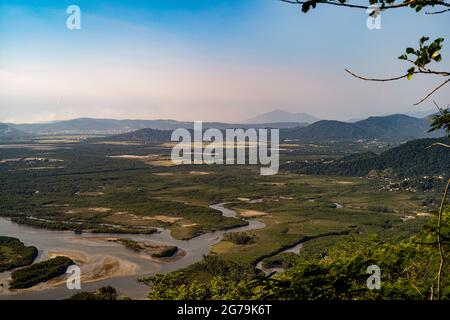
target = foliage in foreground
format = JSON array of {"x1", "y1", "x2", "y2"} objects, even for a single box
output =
[
  {"x1": 68, "y1": 286, "x2": 127, "y2": 300},
  {"x1": 143, "y1": 210, "x2": 450, "y2": 300}
]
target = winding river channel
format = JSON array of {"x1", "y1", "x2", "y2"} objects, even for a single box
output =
[{"x1": 0, "y1": 203, "x2": 265, "y2": 300}]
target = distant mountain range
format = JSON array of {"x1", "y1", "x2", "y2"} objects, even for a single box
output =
[
  {"x1": 403, "y1": 109, "x2": 438, "y2": 119},
  {"x1": 281, "y1": 114, "x2": 442, "y2": 143},
  {"x1": 244, "y1": 109, "x2": 319, "y2": 124},
  {"x1": 4, "y1": 118, "x2": 304, "y2": 135},
  {"x1": 1, "y1": 112, "x2": 444, "y2": 144},
  {"x1": 282, "y1": 137, "x2": 450, "y2": 178}
]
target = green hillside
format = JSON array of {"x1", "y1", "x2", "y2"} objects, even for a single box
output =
[{"x1": 282, "y1": 137, "x2": 450, "y2": 177}]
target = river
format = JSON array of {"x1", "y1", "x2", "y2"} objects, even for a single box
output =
[{"x1": 0, "y1": 203, "x2": 265, "y2": 300}]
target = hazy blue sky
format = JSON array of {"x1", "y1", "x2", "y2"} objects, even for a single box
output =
[{"x1": 1, "y1": 0, "x2": 449, "y2": 123}]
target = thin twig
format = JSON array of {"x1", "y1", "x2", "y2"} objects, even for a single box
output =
[
  {"x1": 426, "y1": 8, "x2": 450, "y2": 14},
  {"x1": 345, "y1": 69, "x2": 449, "y2": 83},
  {"x1": 426, "y1": 142, "x2": 450, "y2": 149},
  {"x1": 410, "y1": 281, "x2": 423, "y2": 298},
  {"x1": 414, "y1": 78, "x2": 450, "y2": 106},
  {"x1": 344, "y1": 68, "x2": 410, "y2": 81}
]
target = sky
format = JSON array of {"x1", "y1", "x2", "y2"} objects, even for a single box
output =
[{"x1": 0, "y1": 0, "x2": 449, "y2": 123}]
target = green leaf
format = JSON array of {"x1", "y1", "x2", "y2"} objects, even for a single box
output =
[
  {"x1": 406, "y1": 67, "x2": 415, "y2": 80},
  {"x1": 432, "y1": 54, "x2": 442, "y2": 62},
  {"x1": 420, "y1": 36, "x2": 429, "y2": 44}
]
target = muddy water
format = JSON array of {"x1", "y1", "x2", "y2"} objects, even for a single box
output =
[{"x1": 0, "y1": 203, "x2": 265, "y2": 300}]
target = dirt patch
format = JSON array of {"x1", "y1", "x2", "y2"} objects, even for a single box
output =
[
  {"x1": 238, "y1": 210, "x2": 270, "y2": 218},
  {"x1": 88, "y1": 207, "x2": 112, "y2": 213},
  {"x1": 417, "y1": 212, "x2": 434, "y2": 217},
  {"x1": 108, "y1": 154, "x2": 157, "y2": 160},
  {"x1": 66, "y1": 207, "x2": 112, "y2": 214},
  {"x1": 189, "y1": 171, "x2": 210, "y2": 175},
  {"x1": 152, "y1": 172, "x2": 174, "y2": 176},
  {"x1": 76, "y1": 191, "x2": 104, "y2": 196},
  {"x1": 335, "y1": 181, "x2": 354, "y2": 185},
  {"x1": 95, "y1": 141, "x2": 143, "y2": 146},
  {"x1": 105, "y1": 213, "x2": 182, "y2": 225},
  {"x1": 279, "y1": 196, "x2": 294, "y2": 200},
  {"x1": 0, "y1": 158, "x2": 21, "y2": 164},
  {"x1": 181, "y1": 223, "x2": 198, "y2": 228},
  {"x1": 142, "y1": 215, "x2": 183, "y2": 223}
]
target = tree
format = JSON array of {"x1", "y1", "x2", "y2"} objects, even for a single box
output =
[{"x1": 280, "y1": 0, "x2": 450, "y2": 300}]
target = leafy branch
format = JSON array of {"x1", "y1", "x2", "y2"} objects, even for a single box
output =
[
  {"x1": 345, "y1": 37, "x2": 449, "y2": 106},
  {"x1": 428, "y1": 101, "x2": 450, "y2": 135},
  {"x1": 280, "y1": 0, "x2": 450, "y2": 13}
]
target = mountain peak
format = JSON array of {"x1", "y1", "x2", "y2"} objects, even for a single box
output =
[{"x1": 244, "y1": 110, "x2": 319, "y2": 124}]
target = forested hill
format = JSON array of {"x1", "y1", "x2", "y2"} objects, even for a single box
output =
[
  {"x1": 0, "y1": 124, "x2": 29, "y2": 141},
  {"x1": 9, "y1": 118, "x2": 303, "y2": 135},
  {"x1": 100, "y1": 128, "x2": 173, "y2": 142},
  {"x1": 281, "y1": 137, "x2": 450, "y2": 177},
  {"x1": 281, "y1": 114, "x2": 442, "y2": 143}
]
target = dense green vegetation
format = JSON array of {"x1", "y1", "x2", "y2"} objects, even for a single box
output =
[
  {"x1": 68, "y1": 286, "x2": 124, "y2": 300},
  {"x1": 9, "y1": 217, "x2": 157, "y2": 235},
  {"x1": 282, "y1": 137, "x2": 450, "y2": 178},
  {"x1": 281, "y1": 114, "x2": 442, "y2": 143},
  {"x1": 140, "y1": 255, "x2": 258, "y2": 298},
  {"x1": 142, "y1": 209, "x2": 450, "y2": 300},
  {"x1": 261, "y1": 252, "x2": 299, "y2": 269},
  {"x1": 0, "y1": 237, "x2": 38, "y2": 272},
  {"x1": 105, "y1": 128, "x2": 172, "y2": 142},
  {"x1": 0, "y1": 143, "x2": 248, "y2": 240},
  {"x1": 223, "y1": 232, "x2": 256, "y2": 245},
  {"x1": 9, "y1": 256, "x2": 75, "y2": 289}
]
